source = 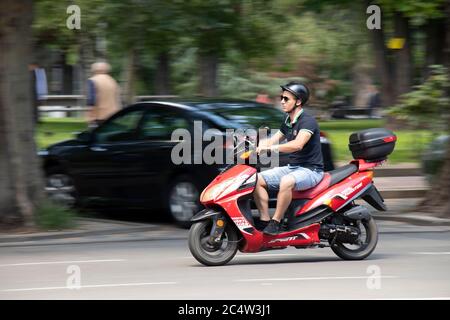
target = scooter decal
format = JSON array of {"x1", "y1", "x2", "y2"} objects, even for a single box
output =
[
  {"x1": 231, "y1": 217, "x2": 253, "y2": 234},
  {"x1": 336, "y1": 182, "x2": 363, "y2": 200},
  {"x1": 268, "y1": 237, "x2": 297, "y2": 244},
  {"x1": 268, "y1": 233, "x2": 310, "y2": 244}
]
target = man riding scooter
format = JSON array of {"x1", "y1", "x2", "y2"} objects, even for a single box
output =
[{"x1": 254, "y1": 82, "x2": 324, "y2": 235}]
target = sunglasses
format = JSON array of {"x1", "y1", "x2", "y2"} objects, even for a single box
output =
[{"x1": 280, "y1": 95, "x2": 290, "y2": 102}]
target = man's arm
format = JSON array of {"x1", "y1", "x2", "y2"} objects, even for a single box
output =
[
  {"x1": 258, "y1": 130, "x2": 284, "y2": 148},
  {"x1": 275, "y1": 130, "x2": 312, "y2": 153},
  {"x1": 257, "y1": 129, "x2": 313, "y2": 155}
]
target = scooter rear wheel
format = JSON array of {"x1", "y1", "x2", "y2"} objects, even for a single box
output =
[
  {"x1": 330, "y1": 217, "x2": 378, "y2": 260},
  {"x1": 188, "y1": 220, "x2": 238, "y2": 266}
]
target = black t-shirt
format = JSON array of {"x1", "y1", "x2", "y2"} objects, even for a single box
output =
[{"x1": 279, "y1": 110, "x2": 324, "y2": 171}]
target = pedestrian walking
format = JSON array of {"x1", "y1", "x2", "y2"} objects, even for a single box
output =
[{"x1": 86, "y1": 61, "x2": 121, "y2": 127}]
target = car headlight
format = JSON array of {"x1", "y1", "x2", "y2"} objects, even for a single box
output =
[{"x1": 37, "y1": 150, "x2": 49, "y2": 156}]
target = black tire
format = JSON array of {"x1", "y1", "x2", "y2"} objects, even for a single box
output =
[
  {"x1": 167, "y1": 175, "x2": 201, "y2": 228},
  {"x1": 330, "y1": 217, "x2": 378, "y2": 260},
  {"x1": 45, "y1": 166, "x2": 78, "y2": 207},
  {"x1": 188, "y1": 220, "x2": 239, "y2": 266}
]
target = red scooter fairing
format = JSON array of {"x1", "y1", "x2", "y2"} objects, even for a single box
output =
[
  {"x1": 200, "y1": 165, "x2": 257, "y2": 205},
  {"x1": 297, "y1": 170, "x2": 373, "y2": 215}
]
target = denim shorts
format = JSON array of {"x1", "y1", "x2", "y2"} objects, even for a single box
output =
[{"x1": 260, "y1": 165, "x2": 324, "y2": 191}]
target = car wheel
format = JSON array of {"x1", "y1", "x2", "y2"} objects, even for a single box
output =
[
  {"x1": 167, "y1": 175, "x2": 201, "y2": 228},
  {"x1": 45, "y1": 167, "x2": 78, "y2": 207}
]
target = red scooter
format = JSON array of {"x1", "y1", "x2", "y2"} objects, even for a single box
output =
[{"x1": 188, "y1": 128, "x2": 396, "y2": 266}]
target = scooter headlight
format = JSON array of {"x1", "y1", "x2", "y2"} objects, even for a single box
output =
[
  {"x1": 201, "y1": 174, "x2": 254, "y2": 202},
  {"x1": 201, "y1": 180, "x2": 231, "y2": 202}
]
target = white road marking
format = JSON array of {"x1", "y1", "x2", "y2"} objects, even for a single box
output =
[
  {"x1": 182, "y1": 253, "x2": 300, "y2": 259},
  {"x1": 235, "y1": 276, "x2": 398, "y2": 282},
  {"x1": 382, "y1": 297, "x2": 450, "y2": 300},
  {"x1": 0, "y1": 259, "x2": 126, "y2": 267},
  {"x1": 1, "y1": 282, "x2": 177, "y2": 292},
  {"x1": 236, "y1": 253, "x2": 301, "y2": 258},
  {"x1": 410, "y1": 252, "x2": 450, "y2": 255}
]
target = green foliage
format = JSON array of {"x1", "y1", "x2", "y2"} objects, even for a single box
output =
[
  {"x1": 35, "y1": 199, "x2": 77, "y2": 230},
  {"x1": 388, "y1": 65, "x2": 450, "y2": 131},
  {"x1": 377, "y1": 0, "x2": 447, "y2": 25},
  {"x1": 33, "y1": 0, "x2": 106, "y2": 63}
]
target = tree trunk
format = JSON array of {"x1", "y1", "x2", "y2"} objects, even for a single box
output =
[
  {"x1": 445, "y1": 1, "x2": 450, "y2": 74},
  {"x1": 393, "y1": 12, "x2": 413, "y2": 98},
  {"x1": 154, "y1": 51, "x2": 171, "y2": 95},
  {"x1": 78, "y1": 35, "x2": 96, "y2": 98},
  {"x1": 0, "y1": 0, "x2": 44, "y2": 227},
  {"x1": 419, "y1": 142, "x2": 450, "y2": 217},
  {"x1": 198, "y1": 52, "x2": 219, "y2": 97},
  {"x1": 424, "y1": 18, "x2": 446, "y2": 78},
  {"x1": 418, "y1": 2, "x2": 450, "y2": 217},
  {"x1": 122, "y1": 48, "x2": 136, "y2": 105},
  {"x1": 62, "y1": 60, "x2": 73, "y2": 95},
  {"x1": 365, "y1": 0, "x2": 394, "y2": 108}
]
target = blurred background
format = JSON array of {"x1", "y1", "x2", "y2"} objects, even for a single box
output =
[
  {"x1": 0, "y1": 0, "x2": 450, "y2": 301},
  {"x1": 0, "y1": 0, "x2": 449, "y2": 229}
]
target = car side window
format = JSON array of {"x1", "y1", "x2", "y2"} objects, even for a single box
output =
[
  {"x1": 95, "y1": 109, "x2": 144, "y2": 143},
  {"x1": 139, "y1": 108, "x2": 190, "y2": 140}
]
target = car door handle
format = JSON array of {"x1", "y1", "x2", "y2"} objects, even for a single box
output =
[{"x1": 90, "y1": 146, "x2": 107, "y2": 152}]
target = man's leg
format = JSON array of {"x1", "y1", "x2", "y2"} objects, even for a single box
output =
[
  {"x1": 253, "y1": 173, "x2": 270, "y2": 222},
  {"x1": 271, "y1": 175, "x2": 295, "y2": 222}
]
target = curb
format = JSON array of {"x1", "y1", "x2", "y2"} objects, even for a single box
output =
[
  {"x1": 380, "y1": 189, "x2": 429, "y2": 199},
  {"x1": 374, "y1": 167, "x2": 423, "y2": 177},
  {"x1": 0, "y1": 225, "x2": 160, "y2": 244},
  {"x1": 373, "y1": 214, "x2": 450, "y2": 226},
  {"x1": 1, "y1": 215, "x2": 449, "y2": 247}
]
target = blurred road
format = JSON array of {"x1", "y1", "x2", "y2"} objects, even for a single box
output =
[{"x1": 1, "y1": 222, "x2": 449, "y2": 300}]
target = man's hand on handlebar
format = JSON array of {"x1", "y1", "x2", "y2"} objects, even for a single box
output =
[{"x1": 256, "y1": 145, "x2": 278, "y2": 155}]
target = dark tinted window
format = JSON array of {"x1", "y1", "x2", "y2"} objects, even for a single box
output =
[
  {"x1": 95, "y1": 109, "x2": 144, "y2": 143},
  {"x1": 139, "y1": 107, "x2": 190, "y2": 140},
  {"x1": 215, "y1": 106, "x2": 284, "y2": 129},
  {"x1": 190, "y1": 102, "x2": 284, "y2": 130}
]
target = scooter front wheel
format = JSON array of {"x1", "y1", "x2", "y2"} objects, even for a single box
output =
[{"x1": 188, "y1": 220, "x2": 238, "y2": 266}]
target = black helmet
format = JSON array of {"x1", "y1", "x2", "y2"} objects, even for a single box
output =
[{"x1": 280, "y1": 82, "x2": 310, "y2": 105}]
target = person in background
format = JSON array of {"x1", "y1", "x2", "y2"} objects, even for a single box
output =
[
  {"x1": 29, "y1": 62, "x2": 48, "y2": 124},
  {"x1": 367, "y1": 84, "x2": 381, "y2": 118},
  {"x1": 86, "y1": 61, "x2": 121, "y2": 127},
  {"x1": 256, "y1": 91, "x2": 273, "y2": 105}
]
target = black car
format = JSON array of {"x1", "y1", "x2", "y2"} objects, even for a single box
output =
[{"x1": 40, "y1": 98, "x2": 335, "y2": 226}]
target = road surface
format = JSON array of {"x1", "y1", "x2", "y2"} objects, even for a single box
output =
[{"x1": 0, "y1": 222, "x2": 449, "y2": 300}]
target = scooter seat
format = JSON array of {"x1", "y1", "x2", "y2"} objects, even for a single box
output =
[
  {"x1": 328, "y1": 164, "x2": 358, "y2": 185},
  {"x1": 291, "y1": 164, "x2": 358, "y2": 199},
  {"x1": 292, "y1": 173, "x2": 331, "y2": 199}
]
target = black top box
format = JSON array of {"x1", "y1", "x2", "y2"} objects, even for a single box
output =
[{"x1": 349, "y1": 128, "x2": 396, "y2": 161}]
